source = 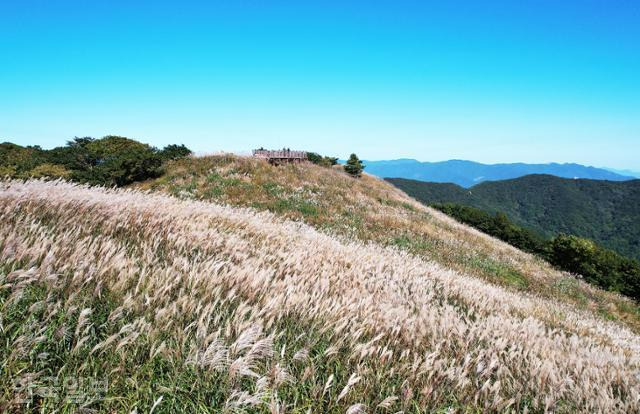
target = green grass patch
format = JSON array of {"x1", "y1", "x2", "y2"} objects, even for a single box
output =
[
  {"x1": 391, "y1": 235, "x2": 435, "y2": 254},
  {"x1": 552, "y1": 277, "x2": 588, "y2": 305},
  {"x1": 466, "y1": 255, "x2": 529, "y2": 289},
  {"x1": 265, "y1": 198, "x2": 320, "y2": 218}
]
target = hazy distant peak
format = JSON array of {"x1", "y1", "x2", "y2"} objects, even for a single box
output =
[{"x1": 363, "y1": 159, "x2": 634, "y2": 187}]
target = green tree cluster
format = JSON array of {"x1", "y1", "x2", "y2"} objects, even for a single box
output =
[
  {"x1": 433, "y1": 203, "x2": 640, "y2": 301},
  {"x1": 160, "y1": 144, "x2": 193, "y2": 161},
  {"x1": 306, "y1": 152, "x2": 339, "y2": 167},
  {"x1": 550, "y1": 235, "x2": 640, "y2": 300},
  {"x1": 0, "y1": 136, "x2": 192, "y2": 186},
  {"x1": 0, "y1": 143, "x2": 51, "y2": 177},
  {"x1": 434, "y1": 204, "x2": 548, "y2": 256}
]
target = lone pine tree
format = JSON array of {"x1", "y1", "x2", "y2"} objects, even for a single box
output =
[{"x1": 344, "y1": 153, "x2": 365, "y2": 177}]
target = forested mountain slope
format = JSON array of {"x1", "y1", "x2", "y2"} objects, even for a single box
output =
[{"x1": 388, "y1": 174, "x2": 640, "y2": 260}]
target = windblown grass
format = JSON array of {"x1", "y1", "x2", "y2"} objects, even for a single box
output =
[
  {"x1": 1, "y1": 179, "x2": 639, "y2": 412},
  {"x1": 137, "y1": 155, "x2": 640, "y2": 331}
]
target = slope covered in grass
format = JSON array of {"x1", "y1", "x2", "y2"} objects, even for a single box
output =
[
  {"x1": 137, "y1": 155, "x2": 640, "y2": 330},
  {"x1": 1, "y1": 180, "x2": 639, "y2": 412}
]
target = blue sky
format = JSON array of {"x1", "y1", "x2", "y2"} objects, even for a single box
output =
[{"x1": 1, "y1": 0, "x2": 639, "y2": 168}]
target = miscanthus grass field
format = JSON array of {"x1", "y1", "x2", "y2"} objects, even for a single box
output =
[
  {"x1": 140, "y1": 156, "x2": 640, "y2": 330},
  {"x1": 1, "y1": 171, "x2": 639, "y2": 412}
]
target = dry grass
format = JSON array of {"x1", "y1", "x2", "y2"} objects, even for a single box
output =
[
  {"x1": 1, "y1": 178, "x2": 639, "y2": 412},
  {"x1": 137, "y1": 155, "x2": 640, "y2": 331}
]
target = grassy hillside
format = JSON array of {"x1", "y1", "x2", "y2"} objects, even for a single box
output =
[
  {"x1": 387, "y1": 175, "x2": 640, "y2": 260},
  {"x1": 133, "y1": 156, "x2": 640, "y2": 330},
  {"x1": 2, "y1": 179, "x2": 639, "y2": 412}
]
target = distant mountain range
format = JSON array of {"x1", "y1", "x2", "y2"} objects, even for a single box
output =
[
  {"x1": 362, "y1": 159, "x2": 634, "y2": 187},
  {"x1": 387, "y1": 174, "x2": 640, "y2": 260},
  {"x1": 603, "y1": 167, "x2": 640, "y2": 179}
]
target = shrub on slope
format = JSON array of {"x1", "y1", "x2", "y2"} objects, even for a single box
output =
[{"x1": 1, "y1": 180, "x2": 639, "y2": 412}]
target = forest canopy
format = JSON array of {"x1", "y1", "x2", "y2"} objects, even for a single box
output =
[{"x1": 0, "y1": 136, "x2": 192, "y2": 186}]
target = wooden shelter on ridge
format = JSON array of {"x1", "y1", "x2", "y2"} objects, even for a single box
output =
[{"x1": 253, "y1": 149, "x2": 308, "y2": 165}]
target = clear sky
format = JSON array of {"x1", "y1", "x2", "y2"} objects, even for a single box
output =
[{"x1": 1, "y1": 0, "x2": 639, "y2": 168}]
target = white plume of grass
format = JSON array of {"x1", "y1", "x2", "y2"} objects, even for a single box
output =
[{"x1": 337, "y1": 373, "x2": 362, "y2": 402}]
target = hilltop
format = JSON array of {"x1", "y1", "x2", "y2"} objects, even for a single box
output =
[
  {"x1": 2, "y1": 177, "x2": 639, "y2": 412},
  {"x1": 387, "y1": 174, "x2": 640, "y2": 260},
  {"x1": 135, "y1": 156, "x2": 640, "y2": 328},
  {"x1": 363, "y1": 159, "x2": 633, "y2": 187}
]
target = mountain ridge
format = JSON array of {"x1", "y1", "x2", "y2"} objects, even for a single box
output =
[
  {"x1": 604, "y1": 167, "x2": 640, "y2": 178},
  {"x1": 363, "y1": 159, "x2": 634, "y2": 187}
]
